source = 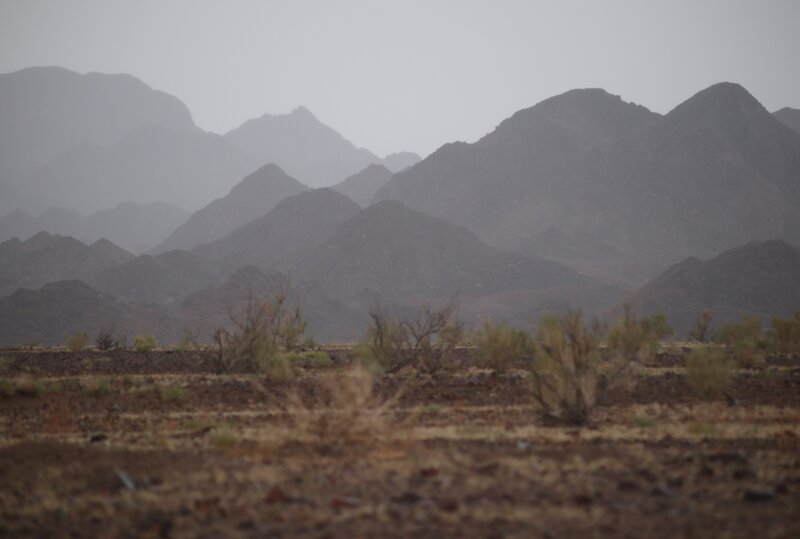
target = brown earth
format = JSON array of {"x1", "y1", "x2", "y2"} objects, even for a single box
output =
[{"x1": 1, "y1": 350, "x2": 799, "y2": 538}]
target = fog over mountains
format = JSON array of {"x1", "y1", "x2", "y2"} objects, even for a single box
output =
[{"x1": 0, "y1": 65, "x2": 799, "y2": 343}]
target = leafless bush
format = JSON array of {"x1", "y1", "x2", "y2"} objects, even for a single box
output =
[
  {"x1": 530, "y1": 311, "x2": 602, "y2": 425},
  {"x1": 357, "y1": 302, "x2": 463, "y2": 374},
  {"x1": 212, "y1": 288, "x2": 307, "y2": 376},
  {"x1": 95, "y1": 325, "x2": 125, "y2": 351},
  {"x1": 688, "y1": 309, "x2": 714, "y2": 343}
]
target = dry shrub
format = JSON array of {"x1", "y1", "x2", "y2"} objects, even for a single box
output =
[
  {"x1": 212, "y1": 289, "x2": 307, "y2": 375},
  {"x1": 133, "y1": 334, "x2": 157, "y2": 352},
  {"x1": 95, "y1": 325, "x2": 125, "y2": 351},
  {"x1": 688, "y1": 309, "x2": 714, "y2": 343},
  {"x1": 66, "y1": 331, "x2": 89, "y2": 352},
  {"x1": 685, "y1": 346, "x2": 733, "y2": 400},
  {"x1": 530, "y1": 312, "x2": 602, "y2": 425},
  {"x1": 770, "y1": 311, "x2": 800, "y2": 356},
  {"x1": 357, "y1": 302, "x2": 463, "y2": 374},
  {"x1": 713, "y1": 317, "x2": 765, "y2": 368},
  {"x1": 287, "y1": 366, "x2": 400, "y2": 458},
  {"x1": 474, "y1": 319, "x2": 531, "y2": 372},
  {"x1": 607, "y1": 306, "x2": 672, "y2": 363}
]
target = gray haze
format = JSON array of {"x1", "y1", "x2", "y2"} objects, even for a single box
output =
[{"x1": 1, "y1": 0, "x2": 798, "y2": 157}]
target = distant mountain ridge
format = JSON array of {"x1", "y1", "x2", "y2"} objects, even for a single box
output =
[
  {"x1": 224, "y1": 106, "x2": 420, "y2": 186},
  {"x1": 0, "y1": 202, "x2": 190, "y2": 253},
  {"x1": 606, "y1": 240, "x2": 800, "y2": 335},
  {"x1": 376, "y1": 83, "x2": 800, "y2": 283},
  {"x1": 151, "y1": 164, "x2": 308, "y2": 254},
  {"x1": 332, "y1": 164, "x2": 393, "y2": 207},
  {"x1": 773, "y1": 107, "x2": 800, "y2": 134}
]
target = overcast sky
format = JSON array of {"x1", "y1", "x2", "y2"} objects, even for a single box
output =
[{"x1": 1, "y1": 0, "x2": 798, "y2": 157}]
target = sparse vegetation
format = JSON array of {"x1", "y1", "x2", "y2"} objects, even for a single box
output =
[
  {"x1": 288, "y1": 365, "x2": 399, "y2": 457},
  {"x1": 474, "y1": 319, "x2": 531, "y2": 372},
  {"x1": 685, "y1": 346, "x2": 733, "y2": 399},
  {"x1": 713, "y1": 317, "x2": 766, "y2": 368},
  {"x1": 82, "y1": 377, "x2": 112, "y2": 396},
  {"x1": 14, "y1": 376, "x2": 46, "y2": 398},
  {"x1": 0, "y1": 378, "x2": 14, "y2": 398},
  {"x1": 66, "y1": 331, "x2": 89, "y2": 352},
  {"x1": 688, "y1": 309, "x2": 714, "y2": 343},
  {"x1": 357, "y1": 302, "x2": 463, "y2": 374},
  {"x1": 95, "y1": 325, "x2": 124, "y2": 351},
  {"x1": 133, "y1": 334, "x2": 158, "y2": 352},
  {"x1": 212, "y1": 289, "x2": 307, "y2": 376},
  {"x1": 770, "y1": 311, "x2": 800, "y2": 356},
  {"x1": 607, "y1": 306, "x2": 672, "y2": 363},
  {"x1": 529, "y1": 311, "x2": 601, "y2": 425},
  {"x1": 160, "y1": 383, "x2": 185, "y2": 401}
]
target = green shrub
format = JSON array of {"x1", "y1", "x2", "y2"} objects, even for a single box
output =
[
  {"x1": 82, "y1": 377, "x2": 112, "y2": 396},
  {"x1": 770, "y1": 312, "x2": 800, "y2": 356},
  {"x1": 66, "y1": 331, "x2": 89, "y2": 352},
  {"x1": 713, "y1": 317, "x2": 765, "y2": 368},
  {"x1": 282, "y1": 350, "x2": 332, "y2": 367},
  {"x1": 133, "y1": 334, "x2": 157, "y2": 352},
  {"x1": 160, "y1": 384, "x2": 185, "y2": 401},
  {"x1": 212, "y1": 289, "x2": 306, "y2": 376},
  {"x1": 607, "y1": 306, "x2": 672, "y2": 363},
  {"x1": 530, "y1": 312, "x2": 602, "y2": 425},
  {"x1": 358, "y1": 302, "x2": 463, "y2": 375},
  {"x1": 474, "y1": 319, "x2": 531, "y2": 372},
  {"x1": 14, "y1": 377, "x2": 46, "y2": 397},
  {"x1": 0, "y1": 378, "x2": 14, "y2": 398},
  {"x1": 685, "y1": 346, "x2": 733, "y2": 400}
]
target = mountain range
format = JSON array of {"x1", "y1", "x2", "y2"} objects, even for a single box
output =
[
  {"x1": 1, "y1": 72, "x2": 799, "y2": 344},
  {"x1": 0, "y1": 202, "x2": 189, "y2": 253},
  {"x1": 376, "y1": 83, "x2": 800, "y2": 286},
  {"x1": 0, "y1": 66, "x2": 419, "y2": 216}
]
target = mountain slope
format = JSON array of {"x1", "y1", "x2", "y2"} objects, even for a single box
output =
[
  {"x1": 773, "y1": 107, "x2": 800, "y2": 134},
  {"x1": 224, "y1": 106, "x2": 418, "y2": 187},
  {"x1": 295, "y1": 201, "x2": 590, "y2": 299},
  {"x1": 0, "y1": 66, "x2": 198, "y2": 171},
  {"x1": 376, "y1": 83, "x2": 800, "y2": 280},
  {"x1": 0, "y1": 232, "x2": 134, "y2": 297},
  {"x1": 375, "y1": 88, "x2": 660, "y2": 248},
  {"x1": 0, "y1": 202, "x2": 190, "y2": 253},
  {"x1": 332, "y1": 164, "x2": 393, "y2": 207},
  {"x1": 607, "y1": 240, "x2": 800, "y2": 335},
  {"x1": 193, "y1": 188, "x2": 361, "y2": 272},
  {"x1": 18, "y1": 125, "x2": 259, "y2": 213},
  {"x1": 151, "y1": 164, "x2": 308, "y2": 254}
]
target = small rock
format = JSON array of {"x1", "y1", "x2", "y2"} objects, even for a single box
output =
[
  {"x1": 617, "y1": 479, "x2": 638, "y2": 492},
  {"x1": 115, "y1": 469, "x2": 136, "y2": 490},
  {"x1": 744, "y1": 487, "x2": 775, "y2": 502},
  {"x1": 330, "y1": 496, "x2": 360, "y2": 509},
  {"x1": 650, "y1": 486, "x2": 671, "y2": 497},
  {"x1": 437, "y1": 497, "x2": 459, "y2": 512},
  {"x1": 420, "y1": 467, "x2": 439, "y2": 478},
  {"x1": 392, "y1": 492, "x2": 423, "y2": 504},
  {"x1": 89, "y1": 433, "x2": 108, "y2": 443}
]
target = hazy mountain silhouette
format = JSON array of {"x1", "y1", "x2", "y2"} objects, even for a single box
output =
[
  {"x1": 0, "y1": 279, "x2": 178, "y2": 346},
  {"x1": 224, "y1": 106, "x2": 420, "y2": 187},
  {"x1": 193, "y1": 188, "x2": 361, "y2": 272},
  {"x1": 16, "y1": 125, "x2": 259, "y2": 213},
  {"x1": 88, "y1": 250, "x2": 223, "y2": 304},
  {"x1": 773, "y1": 107, "x2": 800, "y2": 134},
  {"x1": 0, "y1": 66, "x2": 198, "y2": 171},
  {"x1": 0, "y1": 202, "x2": 190, "y2": 253},
  {"x1": 180, "y1": 266, "x2": 370, "y2": 343},
  {"x1": 0, "y1": 232, "x2": 134, "y2": 297},
  {"x1": 332, "y1": 164, "x2": 393, "y2": 207},
  {"x1": 376, "y1": 83, "x2": 800, "y2": 283},
  {"x1": 294, "y1": 200, "x2": 590, "y2": 299},
  {"x1": 607, "y1": 240, "x2": 800, "y2": 336},
  {"x1": 151, "y1": 164, "x2": 308, "y2": 254}
]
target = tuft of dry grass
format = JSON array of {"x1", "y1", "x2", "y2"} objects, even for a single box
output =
[{"x1": 286, "y1": 366, "x2": 403, "y2": 458}]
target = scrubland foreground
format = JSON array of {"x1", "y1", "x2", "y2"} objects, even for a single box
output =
[{"x1": 0, "y1": 345, "x2": 798, "y2": 538}]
